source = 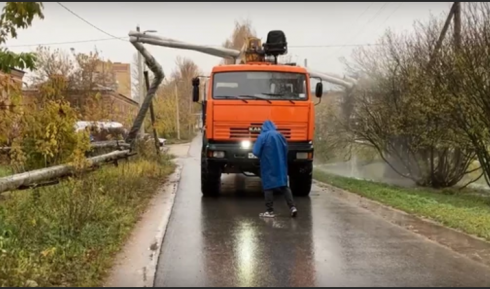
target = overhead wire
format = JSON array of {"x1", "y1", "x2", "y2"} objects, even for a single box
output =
[
  {"x1": 56, "y1": 2, "x2": 126, "y2": 42},
  {"x1": 7, "y1": 3, "x2": 386, "y2": 50},
  {"x1": 327, "y1": 2, "x2": 391, "y2": 57},
  {"x1": 372, "y1": 2, "x2": 404, "y2": 35}
]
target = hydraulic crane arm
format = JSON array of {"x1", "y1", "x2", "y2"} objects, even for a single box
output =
[
  {"x1": 307, "y1": 69, "x2": 355, "y2": 89},
  {"x1": 129, "y1": 31, "x2": 241, "y2": 61},
  {"x1": 128, "y1": 31, "x2": 356, "y2": 89}
]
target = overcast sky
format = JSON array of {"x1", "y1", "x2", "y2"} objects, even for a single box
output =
[{"x1": 5, "y1": 2, "x2": 453, "y2": 80}]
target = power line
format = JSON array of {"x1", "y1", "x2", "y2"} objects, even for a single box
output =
[
  {"x1": 349, "y1": 2, "x2": 391, "y2": 41},
  {"x1": 6, "y1": 37, "x2": 130, "y2": 48},
  {"x1": 327, "y1": 2, "x2": 391, "y2": 57},
  {"x1": 56, "y1": 2, "x2": 125, "y2": 41},
  {"x1": 373, "y1": 2, "x2": 403, "y2": 34}
]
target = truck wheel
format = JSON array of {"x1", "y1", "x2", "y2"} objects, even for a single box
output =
[
  {"x1": 201, "y1": 154, "x2": 221, "y2": 197},
  {"x1": 289, "y1": 164, "x2": 313, "y2": 197}
]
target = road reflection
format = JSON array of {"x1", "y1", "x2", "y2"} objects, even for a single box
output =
[{"x1": 200, "y1": 174, "x2": 316, "y2": 287}]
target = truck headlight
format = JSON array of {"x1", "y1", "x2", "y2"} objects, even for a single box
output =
[
  {"x1": 296, "y1": 152, "x2": 309, "y2": 159},
  {"x1": 241, "y1": 140, "x2": 252, "y2": 149},
  {"x1": 212, "y1": 151, "x2": 225, "y2": 158}
]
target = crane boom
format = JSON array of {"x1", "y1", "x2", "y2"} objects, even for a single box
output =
[
  {"x1": 128, "y1": 31, "x2": 356, "y2": 89},
  {"x1": 129, "y1": 31, "x2": 240, "y2": 60}
]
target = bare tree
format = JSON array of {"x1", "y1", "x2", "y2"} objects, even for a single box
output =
[
  {"x1": 436, "y1": 2, "x2": 490, "y2": 186},
  {"x1": 30, "y1": 46, "x2": 118, "y2": 122},
  {"x1": 343, "y1": 19, "x2": 476, "y2": 188},
  {"x1": 221, "y1": 19, "x2": 257, "y2": 64}
]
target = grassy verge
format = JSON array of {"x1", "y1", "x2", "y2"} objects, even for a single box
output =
[
  {"x1": 313, "y1": 170, "x2": 490, "y2": 241},
  {"x1": 0, "y1": 152, "x2": 176, "y2": 287},
  {"x1": 0, "y1": 165, "x2": 11, "y2": 177}
]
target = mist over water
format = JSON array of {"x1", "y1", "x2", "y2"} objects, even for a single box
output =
[{"x1": 315, "y1": 157, "x2": 416, "y2": 187}]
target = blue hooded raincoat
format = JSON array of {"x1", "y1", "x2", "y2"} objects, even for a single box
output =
[{"x1": 252, "y1": 120, "x2": 288, "y2": 190}]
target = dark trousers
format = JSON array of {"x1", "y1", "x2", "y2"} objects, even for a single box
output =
[{"x1": 264, "y1": 186, "x2": 295, "y2": 212}]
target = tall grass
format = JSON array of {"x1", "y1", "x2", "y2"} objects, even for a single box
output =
[{"x1": 0, "y1": 144, "x2": 175, "y2": 287}]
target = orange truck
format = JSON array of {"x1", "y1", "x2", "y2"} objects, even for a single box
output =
[{"x1": 191, "y1": 31, "x2": 324, "y2": 197}]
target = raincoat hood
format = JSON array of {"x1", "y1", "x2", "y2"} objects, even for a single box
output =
[{"x1": 262, "y1": 120, "x2": 277, "y2": 133}]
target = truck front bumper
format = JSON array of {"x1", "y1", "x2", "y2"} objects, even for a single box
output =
[{"x1": 205, "y1": 141, "x2": 314, "y2": 165}]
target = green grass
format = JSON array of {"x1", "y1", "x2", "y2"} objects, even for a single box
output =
[
  {"x1": 0, "y1": 165, "x2": 11, "y2": 177},
  {"x1": 0, "y1": 153, "x2": 176, "y2": 287},
  {"x1": 313, "y1": 169, "x2": 490, "y2": 241}
]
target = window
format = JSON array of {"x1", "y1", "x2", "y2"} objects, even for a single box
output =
[{"x1": 212, "y1": 71, "x2": 308, "y2": 101}]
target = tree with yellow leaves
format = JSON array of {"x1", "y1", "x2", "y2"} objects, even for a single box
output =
[
  {"x1": 153, "y1": 57, "x2": 201, "y2": 140},
  {"x1": 11, "y1": 75, "x2": 91, "y2": 172}
]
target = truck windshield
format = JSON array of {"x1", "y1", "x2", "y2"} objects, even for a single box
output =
[{"x1": 212, "y1": 71, "x2": 308, "y2": 101}]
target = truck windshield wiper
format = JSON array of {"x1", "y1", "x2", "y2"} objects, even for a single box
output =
[
  {"x1": 238, "y1": 94, "x2": 272, "y2": 104},
  {"x1": 217, "y1": 95, "x2": 248, "y2": 103},
  {"x1": 260, "y1": 93, "x2": 295, "y2": 104}
]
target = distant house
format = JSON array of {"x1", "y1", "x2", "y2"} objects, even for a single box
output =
[
  {"x1": 22, "y1": 60, "x2": 139, "y2": 126},
  {"x1": 23, "y1": 85, "x2": 139, "y2": 126}
]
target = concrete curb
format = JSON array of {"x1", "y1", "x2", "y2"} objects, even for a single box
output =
[
  {"x1": 104, "y1": 156, "x2": 185, "y2": 288},
  {"x1": 313, "y1": 179, "x2": 490, "y2": 268},
  {"x1": 144, "y1": 160, "x2": 183, "y2": 287}
]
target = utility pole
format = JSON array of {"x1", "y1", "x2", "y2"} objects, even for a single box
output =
[
  {"x1": 304, "y1": 58, "x2": 308, "y2": 68},
  {"x1": 453, "y1": 2, "x2": 461, "y2": 51},
  {"x1": 189, "y1": 84, "x2": 193, "y2": 136},
  {"x1": 428, "y1": 2, "x2": 458, "y2": 68},
  {"x1": 136, "y1": 25, "x2": 145, "y2": 137},
  {"x1": 174, "y1": 84, "x2": 181, "y2": 140}
]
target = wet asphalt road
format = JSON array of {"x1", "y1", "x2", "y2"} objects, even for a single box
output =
[{"x1": 154, "y1": 137, "x2": 490, "y2": 287}]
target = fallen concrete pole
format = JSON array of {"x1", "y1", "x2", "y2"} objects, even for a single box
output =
[
  {"x1": 0, "y1": 150, "x2": 132, "y2": 193},
  {"x1": 90, "y1": 140, "x2": 131, "y2": 149},
  {"x1": 0, "y1": 140, "x2": 131, "y2": 155}
]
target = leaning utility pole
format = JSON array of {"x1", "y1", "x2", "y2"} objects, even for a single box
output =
[
  {"x1": 428, "y1": 2, "x2": 459, "y2": 68},
  {"x1": 453, "y1": 2, "x2": 462, "y2": 51},
  {"x1": 144, "y1": 71, "x2": 160, "y2": 155},
  {"x1": 136, "y1": 25, "x2": 145, "y2": 137}
]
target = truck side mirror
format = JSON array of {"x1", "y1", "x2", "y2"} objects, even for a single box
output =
[
  {"x1": 315, "y1": 82, "x2": 323, "y2": 98},
  {"x1": 192, "y1": 77, "x2": 200, "y2": 102}
]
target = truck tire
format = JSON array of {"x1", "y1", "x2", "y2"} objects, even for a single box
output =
[
  {"x1": 289, "y1": 164, "x2": 313, "y2": 197},
  {"x1": 201, "y1": 153, "x2": 221, "y2": 197}
]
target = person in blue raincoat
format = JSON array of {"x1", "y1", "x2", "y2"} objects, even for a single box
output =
[{"x1": 252, "y1": 120, "x2": 298, "y2": 218}]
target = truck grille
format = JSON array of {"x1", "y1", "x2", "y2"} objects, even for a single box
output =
[
  {"x1": 229, "y1": 127, "x2": 292, "y2": 139},
  {"x1": 214, "y1": 122, "x2": 308, "y2": 141}
]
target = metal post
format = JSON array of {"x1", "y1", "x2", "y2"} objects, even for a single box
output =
[
  {"x1": 175, "y1": 84, "x2": 181, "y2": 140},
  {"x1": 189, "y1": 84, "x2": 193, "y2": 136},
  {"x1": 136, "y1": 25, "x2": 145, "y2": 137}
]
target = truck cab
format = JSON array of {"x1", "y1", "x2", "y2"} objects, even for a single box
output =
[
  {"x1": 192, "y1": 62, "x2": 323, "y2": 197},
  {"x1": 192, "y1": 31, "x2": 323, "y2": 196}
]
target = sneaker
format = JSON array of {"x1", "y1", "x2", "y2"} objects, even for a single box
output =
[
  {"x1": 259, "y1": 211, "x2": 275, "y2": 218},
  {"x1": 290, "y1": 207, "x2": 298, "y2": 218}
]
